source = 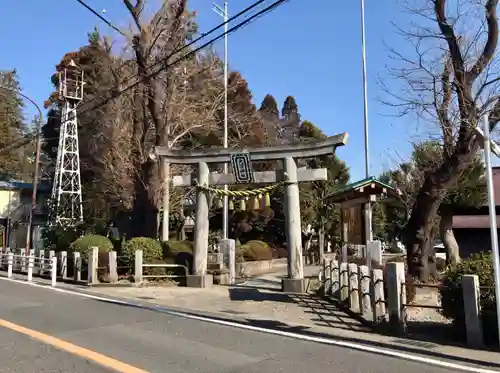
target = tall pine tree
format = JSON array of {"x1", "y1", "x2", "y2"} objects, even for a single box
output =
[
  {"x1": 0, "y1": 70, "x2": 25, "y2": 180},
  {"x1": 280, "y1": 96, "x2": 300, "y2": 143}
]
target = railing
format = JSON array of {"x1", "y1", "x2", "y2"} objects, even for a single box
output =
[
  {"x1": 320, "y1": 259, "x2": 490, "y2": 347},
  {"x1": 133, "y1": 250, "x2": 189, "y2": 282},
  {"x1": 0, "y1": 250, "x2": 57, "y2": 286}
]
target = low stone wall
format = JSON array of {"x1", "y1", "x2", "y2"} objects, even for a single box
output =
[{"x1": 236, "y1": 258, "x2": 287, "y2": 277}]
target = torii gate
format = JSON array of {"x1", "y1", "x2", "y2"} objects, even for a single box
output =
[{"x1": 155, "y1": 132, "x2": 348, "y2": 293}]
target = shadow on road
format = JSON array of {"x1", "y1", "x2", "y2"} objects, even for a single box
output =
[{"x1": 93, "y1": 295, "x2": 500, "y2": 370}]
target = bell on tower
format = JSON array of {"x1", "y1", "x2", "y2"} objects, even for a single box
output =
[{"x1": 59, "y1": 60, "x2": 84, "y2": 101}]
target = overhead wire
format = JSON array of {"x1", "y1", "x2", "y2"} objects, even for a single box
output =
[{"x1": 1, "y1": 0, "x2": 289, "y2": 154}]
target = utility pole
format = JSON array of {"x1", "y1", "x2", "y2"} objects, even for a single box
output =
[
  {"x1": 480, "y1": 114, "x2": 500, "y2": 346},
  {"x1": 213, "y1": 0, "x2": 229, "y2": 239},
  {"x1": 360, "y1": 0, "x2": 373, "y2": 245},
  {"x1": 0, "y1": 86, "x2": 43, "y2": 255}
]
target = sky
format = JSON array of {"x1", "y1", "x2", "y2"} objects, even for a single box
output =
[{"x1": 0, "y1": 0, "x2": 426, "y2": 181}]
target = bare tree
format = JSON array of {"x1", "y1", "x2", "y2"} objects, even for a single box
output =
[{"x1": 381, "y1": 0, "x2": 500, "y2": 280}]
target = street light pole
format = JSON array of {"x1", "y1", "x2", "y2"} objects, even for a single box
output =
[
  {"x1": 482, "y1": 113, "x2": 500, "y2": 346},
  {"x1": 0, "y1": 86, "x2": 42, "y2": 255},
  {"x1": 213, "y1": 0, "x2": 229, "y2": 239},
  {"x1": 360, "y1": 0, "x2": 373, "y2": 247}
]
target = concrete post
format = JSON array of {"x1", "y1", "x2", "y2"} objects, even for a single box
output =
[
  {"x1": 372, "y1": 268, "x2": 386, "y2": 322},
  {"x1": 87, "y1": 246, "x2": 99, "y2": 285},
  {"x1": 38, "y1": 249, "x2": 45, "y2": 275},
  {"x1": 340, "y1": 262, "x2": 349, "y2": 301},
  {"x1": 50, "y1": 256, "x2": 57, "y2": 287},
  {"x1": 341, "y1": 244, "x2": 348, "y2": 263},
  {"x1": 7, "y1": 252, "x2": 13, "y2": 278},
  {"x1": 134, "y1": 250, "x2": 143, "y2": 284},
  {"x1": 462, "y1": 274, "x2": 484, "y2": 348},
  {"x1": 188, "y1": 162, "x2": 212, "y2": 288},
  {"x1": 59, "y1": 251, "x2": 68, "y2": 278},
  {"x1": 323, "y1": 260, "x2": 332, "y2": 296},
  {"x1": 330, "y1": 260, "x2": 340, "y2": 295},
  {"x1": 219, "y1": 239, "x2": 235, "y2": 285},
  {"x1": 358, "y1": 265, "x2": 371, "y2": 316},
  {"x1": 20, "y1": 250, "x2": 26, "y2": 272},
  {"x1": 27, "y1": 255, "x2": 34, "y2": 282},
  {"x1": 282, "y1": 156, "x2": 305, "y2": 293},
  {"x1": 49, "y1": 250, "x2": 55, "y2": 260},
  {"x1": 367, "y1": 240, "x2": 382, "y2": 266},
  {"x1": 348, "y1": 263, "x2": 360, "y2": 312},
  {"x1": 73, "y1": 252, "x2": 81, "y2": 281},
  {"x1": 386, "y1": 262, "x2": 406, "y2": 331},
  {"x1": 108, "y1": 251, "x2": 118, "y2": 283}
]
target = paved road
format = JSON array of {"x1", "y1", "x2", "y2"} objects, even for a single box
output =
[{"x1": 0, "y1": 280, "x2": 464, "y2": 373}]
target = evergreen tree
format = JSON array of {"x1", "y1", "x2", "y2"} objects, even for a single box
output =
[
  {"x1": 280, "y1": 96, "x2": 300, "y2": 142},
  {"x1": 258, "y1": 94, "x2": 280, "y2": 144},
  {"x1": 0, "y1": 70, "x2": 25, "y2": 180}
]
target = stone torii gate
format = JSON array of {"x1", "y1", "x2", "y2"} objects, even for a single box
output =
[{"x1": 155, "y1": 132, "x2": 348, "y2": 293}]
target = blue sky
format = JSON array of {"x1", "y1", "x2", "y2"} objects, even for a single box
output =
[{"x1": 1, "y1": 0, "x2": 421, "y2": 181}]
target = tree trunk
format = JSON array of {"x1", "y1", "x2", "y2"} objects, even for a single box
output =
[
  {"x1": 130, "y1": 160, "x2": 159, "y2": 238},
  {"x1": 439, "y1": 208, "x2": 460, "y2": 266},
  {"x1": 404, "y1": 176, "x2": 445, "y2": 281}
]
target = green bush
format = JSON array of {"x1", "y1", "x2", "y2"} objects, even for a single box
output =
[
  {"x1": 162, "y1": 240, "x2": 194, "y2": 273},
  {"x1": 440, "y1": 252, "x2": 497, "y2": 345},
  {"x1": 162, "y1": 240, "x2": 193, "y2": 256},
  {"x1": 69, "y1": 234, "x2": 113, "y2": 262},
  {"x1": 239, "y1": 240, "x2": 273, "y2": 261},
  {"x1": 43, "y1": 226, "x2": 81, "y2": 252},
  {"x1": 121, "y1": 237, "x2": 163, "y2": 268}
]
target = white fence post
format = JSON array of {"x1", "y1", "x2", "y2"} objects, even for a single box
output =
[
  {"x1": 50, "y1": 256, "x2": 57, "y2": 287},
  {"x1": 348, "y1": 263, "x2": 360, "y2": 312},
  {"x1": 372, "y1": 268, "x2": 386, "y2": 322},
  {"x1": 27, "y1": 255, "x2": 34, "y2": 282},
  {"x1": 108, "y1": 251, "x2": 118, "y2": 283},
  {"x1": 340, "y1": 262, "x2": 349, "y2": 301},
  {"x1": 88, "y1": 247, "x2": 99, "y2": 285},
  {"x1": 134, "y1": 250, "x2": 143, "y2": 283},
  {"x1": 358, "y1": 265, "x2": 371, "y2": 316},
  {"x1": 462, "y1": 274, "x2": 484, "y2": 348},
  {"x1": 323, "y1": 260, "x2": 332, "y2": 296},
  {"x1": 59, "y1": 251, "x2": 68, "y2": 278},
  {"x1": 38, "y1": 249, "x2": 45, "y2": 275},
  {"x1": 20, "y1": 250, "x2": 26, "y2": 272},
  {"x1": 331, "y1": 260, "x2": 339, "y2": 295},
  {"x1": 7, "y1": 252, "x2": 13, "y2": 278},
  {"x1": 73, "y1": 252, "x2": 81, "y2": 281},
  {"x1": 386, "y1": 262, "x2": 406, "y2": 331}
]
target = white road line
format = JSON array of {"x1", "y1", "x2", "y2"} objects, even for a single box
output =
[{"x1": 0, "y1": 276, "x2": 498, "y2": 373}]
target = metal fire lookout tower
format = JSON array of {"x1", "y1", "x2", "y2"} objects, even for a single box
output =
[{"x1": 51, "y1": 60, "x2": 84, "y2": 226}]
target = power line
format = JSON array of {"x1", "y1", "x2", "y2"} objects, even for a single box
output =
[
  {"x1": 75, "y1": 0, "x2": 127, "y2": 36},
  {"x1": 1, "y1": 0, "x2": 289, "y2": 154},
  {"x1": 78, "y1": 0, "x2": 290, "y2": 117}
]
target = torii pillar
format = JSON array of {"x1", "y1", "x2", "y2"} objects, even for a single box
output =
[{"x1": 155, "y1": 132, "x2": 348, "y2": 292}]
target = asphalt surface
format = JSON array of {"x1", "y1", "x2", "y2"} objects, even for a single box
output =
[{"x1": 0, "y1": 280, "x2": 463, "y2": 373}]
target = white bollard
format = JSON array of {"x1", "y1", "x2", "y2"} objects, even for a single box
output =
[
  {"x1": 27, "y1": 255, "x2": 34, "y2": 282},
  {"x1": 50, "y1": 256, "x2": 57, "y2": 287},
  {"x1": 7, "y1": 253, "x2": 13, "y2": 278},
  {"x1": 73, "y1": 252, "x2": 81, "y2": 281},
  {"x1": 134, "y1": 250, "x2": 143, "y2": 283}
]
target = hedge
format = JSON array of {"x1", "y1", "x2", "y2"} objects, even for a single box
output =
[
  {"x1": 120, "y1": 237, "x2": 163, "y2": 269},
  {"x1": 69, "y1": 235, "x2": 113, "y2": 262},
  {"x1": 163, "y1": 240, "x2": 194, "y2": 274},
  {"x1": 440, "y1": 252, "x2": 497, "y2": 345},
  {"x1": 239, "y1": 240, "x2": 273, "y2": 261}
]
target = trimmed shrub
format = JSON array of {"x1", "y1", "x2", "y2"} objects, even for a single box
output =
[
  {"x1": 69, "y1": 234, "x2": 113, "y2": 262},
  {"x1": 162, "y1": 240, "x2": 194, "y2": 274},
  {"x1": 163, "y1": 240, "x2": 193, "y2": 256},
  {"x1": 121, "y1": 237, "x2": 163, "y2": 268},
  {"x1": 440, "y1": 252, "x2": 497, "y2": 345},
  {"x1": 239, "y1": 240, "x2": 273, "y2": 261}
]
